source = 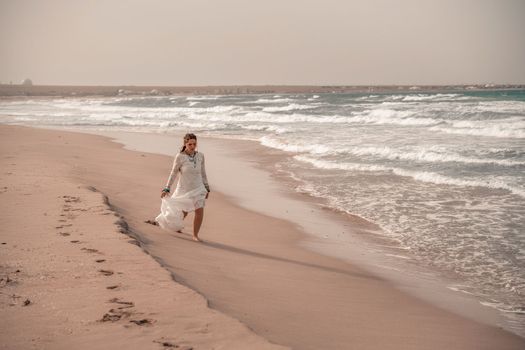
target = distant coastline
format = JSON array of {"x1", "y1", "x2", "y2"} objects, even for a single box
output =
[{"x1": 1, "y1": 83, "x2": 524, "y2": 97}]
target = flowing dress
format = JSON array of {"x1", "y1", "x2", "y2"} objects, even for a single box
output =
[{"x1": 155, "y1": 151, "x2": 210, "y2": 232}]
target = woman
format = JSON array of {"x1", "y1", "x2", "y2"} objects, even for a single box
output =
[{"x1": 154, "y1": 133, "x2": 210, "y2": 242}]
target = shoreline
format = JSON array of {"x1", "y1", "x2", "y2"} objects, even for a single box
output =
[{"x1": 1, "y1": 125, "x2": 523, "y2": 349}]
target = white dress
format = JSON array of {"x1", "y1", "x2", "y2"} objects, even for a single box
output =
[{"x1": 155, "y1": 151, "x2": 210, "y2": 232}]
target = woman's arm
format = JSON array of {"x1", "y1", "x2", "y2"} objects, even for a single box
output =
[
  {"x1": 165, "y1": 153, "x2": 182, "y2": 192},
  {"x1": 201, "y1": 153, "x2": 210, "y2": 193}
]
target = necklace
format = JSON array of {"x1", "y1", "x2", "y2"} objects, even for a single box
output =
[{"x1": 186, "y1": 151, "x2": 197, "y2": 168}]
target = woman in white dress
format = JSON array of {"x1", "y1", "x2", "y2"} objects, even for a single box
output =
[{"x1": 154, "y1": 133, "x2": 210, "y2": 242}]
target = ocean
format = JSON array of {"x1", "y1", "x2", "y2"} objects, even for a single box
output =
[{"x1": 1, "y1": 90, "x2": 524, "y2": 332}]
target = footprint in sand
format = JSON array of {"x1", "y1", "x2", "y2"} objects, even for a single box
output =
[
  {"x1": 64, "y1": 197, "x2": 80, "y2": 203},
  {"x1": 99, "y1": 269, "x2": 114, "y2": 276},
  {"x1": 129, "y1": 318, "x2": 154, "y2": 326},
  {"x1": 106, "y1": 285, "x2": 120, "y2": 290},
  {"x1": 81, "y1": 248, "x2": 99, "y2": 253},
  {"x1": 100, "y1": 298, "x2": 138, "y2": 323},
  {"x1": 0, "y1": 275, "x2": 16, "y2": 287},
  {"x1": 58, "y1": 232, "x2": 70, "y2": 236},
  {"x1": 55, "y1": 224, "x2": 72, "y2": 229},
  {"x1": 107, "y1": 298, "x2": 156, "y2": 327},
  {"x1": 108, "y1": 297, "x2": 134, "y2": 306},
  {"x1": 100, "y1": 309, "x2": 132, "y2": 322},
  {"x1": 128, "y1": 239, "x2": 140, "y2": 246},
  {"x1": 95, "y1": 259, "x2": 106, "y2": 263},
  {"x1": 70, "y1": 240, "x2": 80, "y2": 243},
  {"x1": 101, "y1": 313, "x2": 122, "y2": 322},
  {"x1": 153, "y1": 340, "x2": 192, "y2": 350}
]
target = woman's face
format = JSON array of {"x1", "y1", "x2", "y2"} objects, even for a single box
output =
[{"x1": 185, "y1": 138, "x2": 197, "y2": 152}]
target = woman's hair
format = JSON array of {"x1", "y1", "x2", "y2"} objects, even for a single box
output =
[{"x1": 180, "y1": 133, "x2": 197, "y2": 153}]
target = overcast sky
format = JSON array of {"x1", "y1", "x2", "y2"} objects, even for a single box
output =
[{"x1": 1, "y1": 0, "x2": 524, "y2": 86}]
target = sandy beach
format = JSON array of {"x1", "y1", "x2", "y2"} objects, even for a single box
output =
[
  {"x1": 0, "y1": 125, "x2": 286, "y2": 350},
  {"x1": 1, "y1": 125, "x2": 524, "y2": 350}
]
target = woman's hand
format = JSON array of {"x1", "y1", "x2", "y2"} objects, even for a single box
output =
[
  {"x1": 161, "y1": 190, "x2": 169, "y2": 198},
  {"x1": 205, "y1": 192, "x2": 209, "y2": 199}
]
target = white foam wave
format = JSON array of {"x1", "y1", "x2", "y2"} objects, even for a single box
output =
[
  {"x1": 260, "y1": 137, "x2": 331, "y2": 154},
  {"x1": 262, "y1": 103, "x2": 317, "y2": 112},
  {"x1": 61, "y1": 102, "x2": 239, "y2": 116},
  {"x1": 294, "y1": 156, "x2": 525, "y2": 197},
  {"x1": 473, "y1": 100, "x2": 525, "y2": 114},
  {"x1": 186, "y1": 96, "x2": 224, "y2": 101},
  {"x1": 294, "y1": 155, "x2": 387, "y2": 172},
  {"x1": 401, "y1": 93, "x2": 464, "y2": 101},
  {"x1": 391, "y1": 169, "x2": 525, "y2": 197},
  {"x1": 449, "y1": 117, "x2": 525, "y2": 129},
  {"x1": 479, "y1": 301, "x2": 525, "y2": 315},
  {"x1": 12, "y1": 117, "x2": 34, "y2": 121},
  {"x1": 187, "y1": 109, "x2": 441, "y2": 126},
  {"x1": 242, "y1": 125, "x2": 289, "y2": 134},
  {"x1": 253, "y1": 98, "x2": 295, "y2": 104},
  {"x1": 307, "y1": 95, "x2": 321, "y2": 101},
  {"x1": 185, "y1": 111, "x2": 347, "y2": 124},
  {"x1": 431, "y1": 122, "x2": 525, "y2": 139},
  {"x1": 347, "y1": 146, "x2": 525, "y2": 166},
  {"x1": 355, "y1": 93, "x2": 475, "y2": 104},
  {"x1": 350, "y1": 109, "x2": 442, "y2": 126},
  {"x1": 174, "y1": 121, "x2": 229, "y2": 130}
]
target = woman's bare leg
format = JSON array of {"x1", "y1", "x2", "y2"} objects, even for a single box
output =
[
  {"x1": 193, "y1": 208, "x2": 204, "y2": 241},
  {"x1": 176, "y1": 211, "x2": 189, "y2": 233}
]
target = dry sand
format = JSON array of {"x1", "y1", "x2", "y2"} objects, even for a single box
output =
[{"x1": 1, "y1": 125, "x2": 524, "y2": 350}]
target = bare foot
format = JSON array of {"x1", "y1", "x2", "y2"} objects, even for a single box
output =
[
  {"x1": 144, "y1": 219, "x2": 158, "y2": 226},
  {"x1": 192, "y1": 236, "x2": 202, "y2": 242}
]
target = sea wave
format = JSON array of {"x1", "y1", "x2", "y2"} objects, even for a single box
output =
[
  {"x1": 242, "y1": 124, "x2": 289, "y2": 134},
  {"x1": 351, "y1": 109, "x2": 442, "y2": 126},
  {"x1": 294, "y1": 155, "x2": 525, "y2": 197},
  {"x1": 254, "y1": 137, "x2": 525, "y2": 166},
  {"x1": 252, "y1": 98, "x2": 296, "y2": 104},
  {"x1": 185, "y1": 111, "x2": 351, "y2": 124},
  {"x1": 262, "y1": 103, "x2": 317, "y2": 112},
  {"x1": 356, "y1": 93, "x2": 472, "y2": 103},
  {"x1": 401, "y1": 93, "x2": 468, "y2": 101},
  {"x1": 186, "y1": 96, "x2": 224, "y2": 101},
  {"x1": 260, "y1": 136, "x2": 331, "y2": 154},
  {"x1": 431, "y1": 123, "x2": 525, "y2": 139},
  {"x1": 473, "y1": 101, "x2": 525, "y2": 114},
  {"x1": 186, "y1": 109, "x2": 442, "y2": 126},
  {"x1": 346, "y1": 146, "x2": 525, "y2": 166}
]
